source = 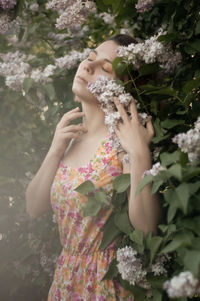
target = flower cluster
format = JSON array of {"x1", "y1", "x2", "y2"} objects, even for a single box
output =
[
  {"x1": 172, "y1": 117, "x2": 200, "y2": 164},
  {"x1": 46, "y1": 0, "x2": 96, "y2": 30},
  {"x1": 0, "y1": 47, "x2": 91, "y2": 90},
  {"x1": 0, "y1": 11, "x2": 11, "y2": 34},
  {"x1": 0, "y1": 0, "x2": 17, "y2": 10},
  {"x1": 117, "y1": 28, "x2": 182, "y2": 74},
  {"x1": 135, "y1": 0, "x2": 156, "y2": 13},
  {"x1": 116, "y1": 246, "x2": 170, "y2": 290},
  {"x1": 55, "y1": 48, "x2": 90, "y2": 70},
  {"x1": 143, "y1": 162, "x2": 165, "y2": 177},
  {"x1": 163, "y1": 271, "x2": 200, "y2": 298},
  {"x1": 87, "y1": 75, "x2": 148, "y2": 152},
  {"x1": 99, "y1": 12, "x2": 115, "y2": 25}
]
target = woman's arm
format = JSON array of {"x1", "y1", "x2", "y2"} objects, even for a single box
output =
[
  {"x1": 114, "y1": 97, "x2": 163, "y2": 237},
  {"x1": 26, "y1": 107, "x2": 87, "y2": 219},
  {"x1": 123, "y1": 150, "x2": 162, "y2": 237}
]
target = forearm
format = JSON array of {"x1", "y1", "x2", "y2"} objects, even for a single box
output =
[
  {"x1": 26, "y1": 150, "x2": 61, "y2": 219},
  {"x1": 128, "y1": 150, "x2": 162, "y2": 236}
]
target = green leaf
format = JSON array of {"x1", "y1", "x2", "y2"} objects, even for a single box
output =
[
  {"x1": 176, "y1": 183, "x2": 190, "y2": 214},
  {"x1": 151, "y1": 180, "x2": 163, "y2": 194},
  {"x1": 160, "y1": 232, "x2": 193, "y2": 254},
  {"x1": 23, "y1": 78, "x2": 35, "y2": 93},
  {"x1": 183, "y1": 78, "x2": 200, "y2": 93},
  {"x1": 183, "y1": 250, "x2": 200, "y2": 277},
  {"x1": 161, "y1": 119, "x2": 185, "y2": 129},
  {"x1": 160, "y1": 150, "x2": 180, "y2": 166},
  {"x1": 113, "y1": 174, "x2": 130, "y2": 193},
  {"x1": 101, "y1": 258, "x2": 118, "y2": 280},
  {"x1": 167, "y1": 202, "x2": 178, "y2": 223},
  {"x1": 138, "y1": 63, "x2": 160, "y2": 76},
  {"x1": 136, "y1": 174, "x2": 153, "y2": 194},
  {"x1": 151, "y1": 134, "x2": 170, "y2": 143},
  {"x1": 99, "y1": 213, "x2": 121, "y2": 250},
  {"x1": 151, "y1": 289, "x2": 162, "y2": 301},
  {"x1": 43, "y1": 83, "x2": 56, "y2": 100},
  {"x1": 130, "y1": 229, "x2": 144, "y2": 250},
  {"x1": 112, "y1": 191, "x2": 127, "y2": 207},
  {"x1": 144, "y1": 87, "x2": 177, "y2": 96},
  {"x1": 114, "y1": 211, "x2": 133, "y2": 235},
  {"x1": 83, "y1": 196, "x2": 101, "y2": 217},
  {"x1": 95, "y1": 189, "x2": 109, "y2": 205},
  {"x1": 147, "y1": 275, "x2": 167, "y2": 289},
  {"x1": 112, "y1": 57, "x2": 127, "y2": 76},
  {"x1": 75, "y1": 180, "x2": 95, "y2": 195},
  {"x1": 149, "y1": 236, "x2": 163, "y2": 264},
  {"x1": 168, "y1": 164, "x2": 182, "y2": 181}
]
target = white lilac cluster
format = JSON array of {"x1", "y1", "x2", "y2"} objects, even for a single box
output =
[
  {"x1": 0, "y1": 0, "x2": 17, "y2": 10},
  {"x1": 150, "y1": 253, "x2": 170, "y2": 276},
  {"x1": 46, "y1": 0, "x2": 96, "y2": 30},
  {"x1": 99, "y1": 12, "x2": 115, "y2": 25},
  {"x1": 0, "y1": 51, "x2": 57, "y2": 90},
  {"x1": 143, "y1": 162, "x2": 165, "y2": 177},
  {"x1": 55, "y1": 48, "x2": 90, "y2": 70},
  {"x1": 172, "y1": 117, "x2": 200, "y2": 164},
  {"x1": 87, "y1": 75, "x2": 148, "y2": 152},
  {"x1": 0, "y1": 47, "x2": 90, "y2": 90},
  {"x1": 0, "y1": 11, "x2": 11, "y2": 34},
  {"x1": 116, "y1": 246, "x2": 148, "y2": 287},
  {"x1": 135, "y1": 0, "x2": 156, "y2": 13},
  {"x1": 117, "y1": 28, "x2": 182, "y2": 74},
  {"x1": 163, "y1": 271, "x2": 200, "y2": 298},
  {"x1": 117, "y1": 246, "x2": 170, "y2": 289}
]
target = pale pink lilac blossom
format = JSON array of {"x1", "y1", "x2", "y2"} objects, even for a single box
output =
[
  {"x1": 117, "y1": 246, "x2": 170, "y2": 290},
  {"x1": 143, "y1": 162, "x2": 165, "y2": 177},
  {"x1": 163, "y1": 271, "x2": 200, "y2": 298},
  {"x1": 0, "y1": 0, "x2": 17, "y2": 10},
  {"x1": 117, "y1": 28, "x2": 182, "y2": 74},
  {"x1": 46, "y1": 0, "x2": 96, "y2": 30},
  {"x1": 55, "y1": 48, "x2": 90, "y2": 69},
  {"x1": 172, "y1": 117, "x2": 200, "y2": 164},
  {"x1": 0, "y1": 12, "x2": 11, "y2": 34},
  {"x1": 135, "y1": 0, "x2": 156, "y2": 13}
]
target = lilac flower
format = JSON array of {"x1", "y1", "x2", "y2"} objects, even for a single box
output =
[
  {"x1": 99, "y1": 12, "x2": 115, "y2": 25},
  {"x1": 116, "y1": 246, "x2": 148, "y2": 286},
  {"x1": 117, "y1": 28, "x2": 182, "y2": 74},
  {"x1": 143, "y1": 162, "x2": 165, "y2": 177},
  {"x1": 55, "y1": 48, "x2": 90, "y2": 70},
  {"x1": 172, "y1": 117, "x2": 200, "y2": 164},
  {"x1": 0, "y1": 0, "x2": 17, "y2": 10},
  {"x1": 0, "y1": 12, "x2": 11, "y2": 34},
  {"x1": 135, "y1": 0, "x2": 156, "y2": 13},
  {"x1": 150, "y1": 253, "x2": 171, "y2": 276},
  {"x1": 46, "y1": 0, "x2": 96, "y2": 30},
  {"x1": 87, "y1": 75, "x2": 149, "y2": 158},
  {"x1": 163, "y1": 271, "x2": 200, "y2": 298},
  {"x1": 29, "y1": 3, "x2": 39, "y2": 12}
]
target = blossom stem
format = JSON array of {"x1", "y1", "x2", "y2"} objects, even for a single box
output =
[{"x1": 127, "y1": 66, "x2": 149, "y2": 114}]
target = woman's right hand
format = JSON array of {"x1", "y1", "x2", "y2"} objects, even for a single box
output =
[{"x1": 48, "y1": 107, "x2": 87, "y2": 158}]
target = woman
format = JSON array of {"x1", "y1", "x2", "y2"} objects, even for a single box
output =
[{"x1": 26, "y1": 34, "x2": 162, "y2": 300}]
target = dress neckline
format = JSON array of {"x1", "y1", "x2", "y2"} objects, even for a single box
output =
[{"x1": 60, "y1": 133, "x2": 111, "y2": 171}]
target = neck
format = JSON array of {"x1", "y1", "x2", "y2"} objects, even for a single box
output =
[{"x1": 80, "y1": 100, "x2": 108, "y2": 137}]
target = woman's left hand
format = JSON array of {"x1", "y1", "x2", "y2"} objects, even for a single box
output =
[{"x1": 113, "y1": 96, "x2": 154, "y2": 158}]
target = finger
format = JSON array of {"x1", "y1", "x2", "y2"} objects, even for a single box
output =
[
  {"x1": 146, "y1": 117, "x2": 154, "y2": 138},
  {"x1": 130, "y1": 99, "x2": 139, "y2": 123},
  {"x1": 62, "y1": 124, "x2": 87, "y2": 133},
  {"x1": 113, "y1": 97, "x2": 128, "y2": 123},
  {"x1": 58, "y1": 111, "x2": 85, "y2": 128}
]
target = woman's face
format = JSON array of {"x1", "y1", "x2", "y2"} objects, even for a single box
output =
[{"x1": 72, "y1": 40, "x2": 118, "y2": 103}]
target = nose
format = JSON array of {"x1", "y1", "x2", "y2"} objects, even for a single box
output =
[{"x1": 83, "y1": 60, "x2": 95, "y2": 74}]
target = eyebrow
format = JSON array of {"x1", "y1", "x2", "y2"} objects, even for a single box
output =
[{"x1": 92, "y1": 49, "x2": 112, "y2": 64}]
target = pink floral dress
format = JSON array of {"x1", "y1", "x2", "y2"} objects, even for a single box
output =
[{"x1": 47, "y1": 134, "x2": 134, "y2": 301}]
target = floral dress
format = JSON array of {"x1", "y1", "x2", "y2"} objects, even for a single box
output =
[{"x1": 47, "y1": 134, "x2": 134, "y2": 301}]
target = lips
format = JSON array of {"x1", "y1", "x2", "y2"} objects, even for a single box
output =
[{"x1": 77, "y1": 75, "x2": 88, "y2": 84}]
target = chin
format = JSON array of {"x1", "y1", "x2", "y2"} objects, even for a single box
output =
[{"x1": 72, "y1": 82, "x2": 98, "y2": 104}]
